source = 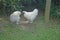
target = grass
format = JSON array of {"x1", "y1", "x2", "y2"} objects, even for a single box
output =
[{"x1": 0, "y1": 16, "x2": 60, "y2": 40}]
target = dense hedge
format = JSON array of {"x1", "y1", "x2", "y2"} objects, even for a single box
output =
[
  {"x1": 0, "y1": 0, "x2": 45, "y2": 16},
  {"x1": 50, "y1": 6, "x2": 60, "y2": 20},
  {"x1": 0, "y1": 0, "x2": 23, "y2": 16},
  {"x1": 50, "y1": 0, "x2": 60, "y2": 20}
]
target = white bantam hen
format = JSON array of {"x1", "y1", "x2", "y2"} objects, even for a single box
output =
[
  {"x1": 23, "y1": 9, "x2": 38, "y2": 23},
  {"x1": 10, "y1": 11, "x2": 21, "y2": 24}
]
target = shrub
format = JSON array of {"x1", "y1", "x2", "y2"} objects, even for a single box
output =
[
  {"x1": 50, "y1": 6, "x2": 60, "y2": 20},
  {"x1": 0, "y1": 0, "x2": 23, "y2": 16},
  {"x1": 0, "y1": 0, "x2": 45, "y2": 16}
]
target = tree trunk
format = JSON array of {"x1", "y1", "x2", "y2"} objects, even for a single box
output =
[{"x1": 45, "y1": 0, "x2": 51, "y2": 23}]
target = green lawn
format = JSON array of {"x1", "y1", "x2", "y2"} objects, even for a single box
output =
[{"x1": 0, "y1": 16, "x2": 60, "y2": 40}]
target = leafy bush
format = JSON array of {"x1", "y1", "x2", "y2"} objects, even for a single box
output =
[
  {"x1": 50, "y1": 6, "x2": 60, "y2": 20},
  {"x1": 0, "y1": 0, "x2": 45, "y2": 16},
  {"x1": 0, "y1": 0, "x2": 24, "y2": 16}
]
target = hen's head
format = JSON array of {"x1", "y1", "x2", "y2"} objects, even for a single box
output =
[{"x1": 33, "y1": 9, "x2": 38, "y2": 12}]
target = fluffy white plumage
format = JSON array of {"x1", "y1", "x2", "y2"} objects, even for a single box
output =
[
  {"x1": 10, "y1": 11, "x2": 21, "y2": 24},
  {"x1": 23, "y1": 9, "x2": 38, "y2": 23}
]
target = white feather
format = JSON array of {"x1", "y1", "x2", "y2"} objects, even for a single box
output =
[
  {"x1": 10, "y1": 11, "x2": 21, "y2": 24},
  {"x1": 23, "y1": 9, "x2": 38, "y2": 23}
]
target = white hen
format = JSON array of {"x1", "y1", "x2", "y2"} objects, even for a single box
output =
[
  {"x1": 23, "y1": 9, "x2": 38, "y2": 23},
  {"x1": 10, "y1": 11, "x2": 21, "y2": 24}
]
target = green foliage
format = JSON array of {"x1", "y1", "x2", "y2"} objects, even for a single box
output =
[
  {"x1": 50, "y1": 0, "x2": 60, "y2": 20},
  {"x1": 2, "y1": 0, "x2": 23, "y2": 10},
  {"x1": 50, "y1": 6, "x2": 60, "y2": 20},
  {"x1": 0, "y1": 0, "x2": 24, "y2": 16},
  {"x1": 0, "y1": 0, "x2": 45, "y2": 16}
]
